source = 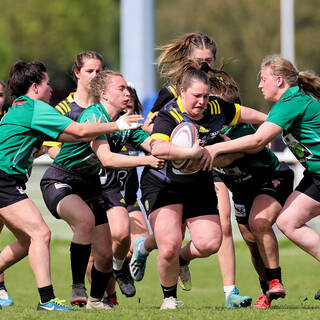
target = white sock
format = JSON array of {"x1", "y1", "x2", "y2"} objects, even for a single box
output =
[
  {"x1": 224, "y1": 285, "x2": 236, "y2": 298},
  {"x1": 138, "y1": 241, "x2": 149, "y2": 256},
  {"x1": 113, "y1": 257, "x2": 124, "y2": 271}
]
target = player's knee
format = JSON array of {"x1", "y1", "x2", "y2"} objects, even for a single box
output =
[
  {"x1": 250, "y1": 218, "x2": 272, "y2": 235},
  {"x1": 276, "y1": 215, "x2": 289, "y2": 235},
  {"x1": 159, "y1": 243, "x2": 180, "y2": 262},
  {"x1": 76, "y1": 216, "x2": 95, "y2": 235},
  {"x1": 195, "y1": 237, "x2": 221, "y2": 257}
]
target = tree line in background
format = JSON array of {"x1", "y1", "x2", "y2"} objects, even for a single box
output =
[{"x1": 0, "y1": 0, "x2": 319, "y2": 111}]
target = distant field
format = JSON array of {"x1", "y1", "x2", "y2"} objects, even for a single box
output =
[{"x1": 0, "y1": 232, "x2": 319, "y2": 320}]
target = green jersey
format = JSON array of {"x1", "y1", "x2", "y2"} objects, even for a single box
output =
[
  {"x1": 215, "y1": 123, "x2": 280, "y2": 190},
  {"x1": 266, "y1": 86, "x2": 320, "y2": 177},
  {"x1": 54, "y1": 103, "x2": 149, "y2": 176},
  {"x1": 0, "y1": 96, "x2": 73, "y2": 181}
]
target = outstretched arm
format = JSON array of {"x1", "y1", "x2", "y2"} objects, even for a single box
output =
[{"x1": 203, "y1": 121, "x2": 283, "y2": 170}]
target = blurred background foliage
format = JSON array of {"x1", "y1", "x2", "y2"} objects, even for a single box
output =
[{"x1": 0, "y1": 0, "x2": 319, "y2": 111}]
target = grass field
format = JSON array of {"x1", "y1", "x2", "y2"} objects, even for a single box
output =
[{"x1": 0, "y1": 229, "x2": 319, "y2": 320}]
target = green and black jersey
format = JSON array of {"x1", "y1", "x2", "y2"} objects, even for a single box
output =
[
  {"x1": 54, "y1": 103, "x2": 149, "y2": 176},
  {"x1": 214, "y1": 123, "x2": 280, "y2": 192},
  {"x1": 267, "y1": 86, "x2": 320, "y2": 177},
  {"x1": 0, "y1": 96, "x2": 73, "y2": 181}
]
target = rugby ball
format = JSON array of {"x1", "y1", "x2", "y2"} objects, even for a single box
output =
[{"x1": 169, "y1": 122, "x2": 198, "y2": 170}]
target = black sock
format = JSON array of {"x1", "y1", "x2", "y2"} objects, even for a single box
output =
[
  {"x1": 259, "y1": 279, "x2": 269, "y2": 295},
  {"x1": 70, "y1": 242, "x2": 91, "y2": 284},
  {"x1": 0, "y1": 280, "x2": 6, "y2": 291},
  {"x1": 38, "y1": 285, "x2": 55, "y2": 303},
  {"x1": 179, "y1": 256, "x2": 189, "y2": 266},
  {"x1": 265, "y1": 267, "x2": 282, "y2": 283},
  {"x1": 161, "y1": 284, "x2": 177, "y2": 298},
  {"x1": 90, "y1": 265, "x2": 112, "y2": 300}
]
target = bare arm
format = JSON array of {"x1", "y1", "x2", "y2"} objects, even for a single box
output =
[
  {"x1": 204, "y1": 122, "x2": 283, "y2": 170},
  {"x1": 150, "y1": 139, "x2": 204, "y2": 160},
  {"x1": 60, "y1": 114, "x2": 144, "y2": 140},
  {"x1": 238, "y1": 106, "x2": 268, "y2": 124},
  {"x1": 91, "y1": 139, "x2": 164, "y2": 169}
]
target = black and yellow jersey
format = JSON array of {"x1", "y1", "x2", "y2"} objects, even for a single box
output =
[
  {"x1": 43, "y1": 92, "x2": 85, "y2": 148},
  {"x1": 147, "y1": 95, "x2": 241, "y2": 183},
  {"x1": 54, "y1": 92, "x2": 85, "y2": 121},
  {"x1": 147, "y1": 84, "x2": 178, "y2": 118}
]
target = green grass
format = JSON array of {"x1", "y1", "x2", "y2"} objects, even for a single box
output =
[{"x1": 0, "y1": 230, "x2": 319, "y2": 320}]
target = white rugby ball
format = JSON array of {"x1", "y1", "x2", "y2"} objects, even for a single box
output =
[{"x1": 169, "y1": 122, "x2": 198, "y2": 170}]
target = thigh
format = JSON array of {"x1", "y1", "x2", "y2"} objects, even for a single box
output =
[
  {"x1": 149, "y1": 204, "x2": 183, "y2": 250},
  {"x1": 186, "y1": 214, "x2": 221, "y2": 244},
  {"x1": 57, "y1": 194, "x2": 95, "y2": 228},
  {"x1": 107, "y1": 206, "x2": 130, "y2": 236},
  {"x1": 129, "y1": 210, "x2": 149, "y2": 237},
  {"x1": 249, "y1": 194, "x2": 282, "y2": 225},
  {"x1": 0, "y1": 198, "x2": 49, "y2": 238},
  {"x1": 278, "y1": 191, "x2": 320, "y2": 227}
]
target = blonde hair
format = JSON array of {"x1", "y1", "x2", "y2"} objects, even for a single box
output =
[
  {"x1": 89, "y1": 70, "x2": 122, "y2": 104},
  {"x1": 156, "y1": 32, "x2": 217, "y2": 79},
  {"x1": 261, "y1": 55, "x2": 320, "y2": 100}
]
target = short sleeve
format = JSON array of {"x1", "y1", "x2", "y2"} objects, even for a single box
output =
[
  {"x1": 266, "y1": 100, "x2": 300, "y2": 130},
  {"x1": 32, "y1": 100, "x2": 73, "y2": 139},
  {"x1": 151, "y1": 109, "x2": 177, "y2": 142}
]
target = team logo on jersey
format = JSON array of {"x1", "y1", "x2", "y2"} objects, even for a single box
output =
[
  {"x1": 282, "y1": 133, "x2": 313, "y2": 164},
  {"x1": 16, "y1": 186, "x2": 26, "y2": 195},
  {"x1": 234, "y1": 204, "x2": 246, "y2": 217},
  {"x1": 144, "y1": 200, "x2": 149, "y2": 211},
  {"x1": 199, "y1": 126, "x2": 209, "y2": 133},
  {"x1": 12, "y1": 99, "x2": 27, "y2": 106},
  {"x1": 120, "y1": 198, "x2": 126, "y2": 204},
  {"x1": 54, "y1": 183, "x2": 72, "y2": 190}
]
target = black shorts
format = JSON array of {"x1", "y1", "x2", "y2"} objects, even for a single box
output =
[
  {"x1": 233, "y1": 163, "x2": 294, "y2": 224},
  {"x1": 40, "y1": 164, "x2": 107, "y2": 226},
  {"x1": 100, "y1": 186, "x2": 127, "y2": 211},
  {"x1": 127, "y1": 201, "x2": 142, "y2": 213},
  {"x1": 0, "y1": 170, "x2": 28, "y2": 208},
  {"x1": 140, "y1": 170, "x2": 218, "y2": 222},
  {"x1": 296, "y1": 170, "x2": 320, "y2": 203}
]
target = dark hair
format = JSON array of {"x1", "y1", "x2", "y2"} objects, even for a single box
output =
[
  {"x1": 0, "y1": 80, "x2": 5, "y2": 89},
  {"x1": 157, "y1": 32, "x2": 217, "y2": 78},
  {"x1": 127, "y1": 85, "x2": 143, "y2": 115},
  {"x1": 171, "y1": 60, "x2": 210, "y2": 92},
  {"x1": 72, "y1": 50, "x2": 104, "y2": 82},
  {"x1": 207, "y1": 68, "x2": 241, "y2": 103},
  {"x1": 7, "y1": 60, "x2": 47, "y2": 99}
]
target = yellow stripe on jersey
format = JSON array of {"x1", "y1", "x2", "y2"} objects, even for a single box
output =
[
  {"x1": 213, "y1": 100, "x2": 221, "y2": 114},
  {"x1": 172, "y1": 108, "x2": 183, "y2": 122},
  {"x1": 66, "y1": 92, "x2": 75, "y2": 103},
  {"x1": 229, "y1": 103, "x2": 241, "y2": 126},
  {"x1": 147, "y1": 111, "x2": 153, "y2": 118},
  {"x1": 170, "y1": 110, "x2": 181, "y2": 123},
  {"x1": 150, "y1": 133, "x2": 170, "y2": 142},
  {"x1": 43, "y1": 141, "x2": 62, "y2": 148},
  {"x1": 62, "y1": 101, "x2": 71, "y2": 113},
  {"x1": 55, "y1": 104, "x2": 65, "y2": 115},
  {"x1": 176, "y1": 96, "x2": 185, "y2": 113},
  {"x1": 168, "y1": 85, "x2": 178, "y2": 98},
  {"x1": 208, "y1": 101, "x2": 214, "y2": 114}
]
